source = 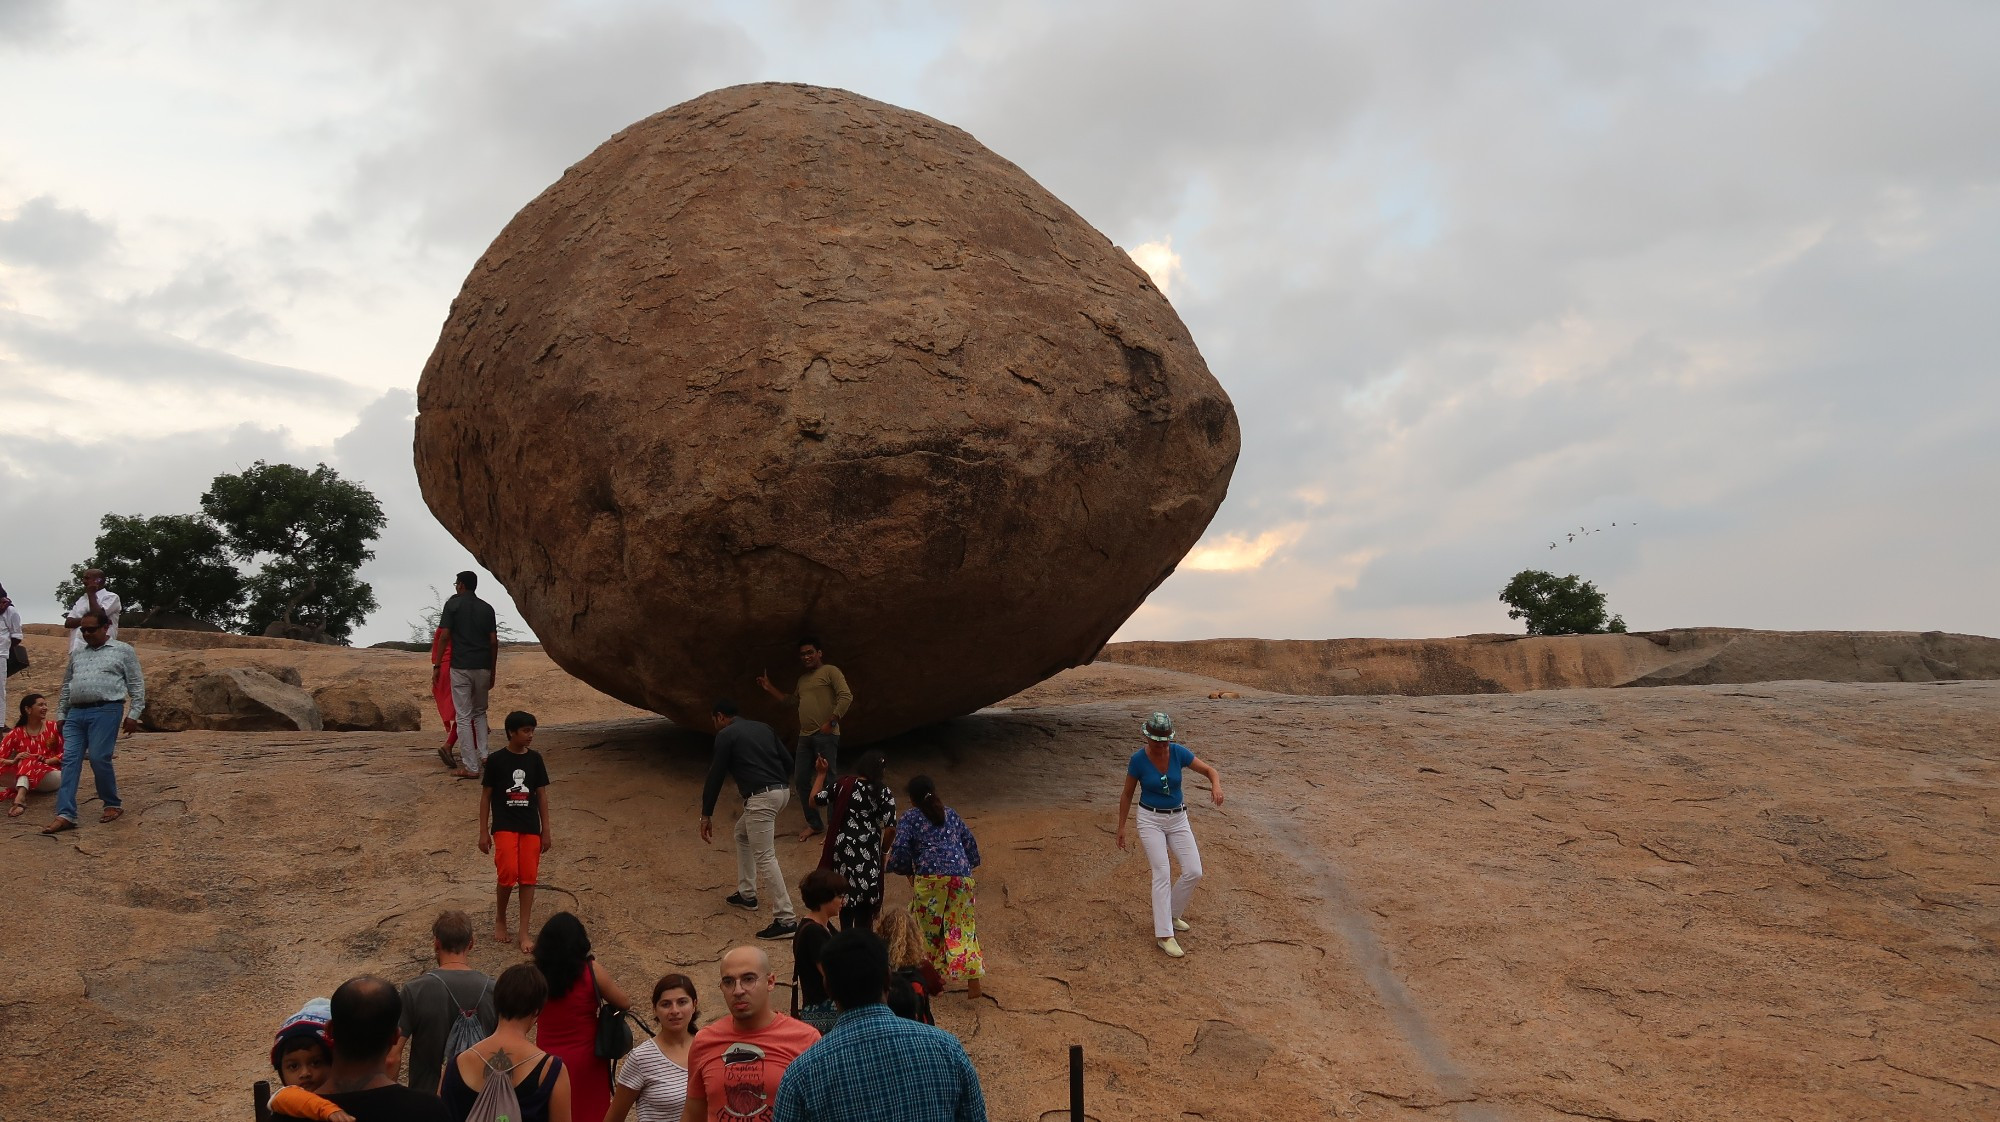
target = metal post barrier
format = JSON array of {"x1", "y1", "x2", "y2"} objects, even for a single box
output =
[
  {"x1": 253, "y1": 1079, "x2": 272, "y2": 1122},
  {"x1": 1069, "y1": 1043, "x2": 1084, "y2": 1121}
]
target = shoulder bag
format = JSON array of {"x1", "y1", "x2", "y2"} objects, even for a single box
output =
[{"x1": 591, "y1": 961, "x2": 634, "y2": 1061}]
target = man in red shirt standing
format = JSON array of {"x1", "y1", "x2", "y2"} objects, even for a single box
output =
[{"x1": 684, "y1": 946, "x2": 820, "y2": 1122}]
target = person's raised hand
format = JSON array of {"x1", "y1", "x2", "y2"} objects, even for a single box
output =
[
  {"x1": 813, "y1": 755, "x2": 829, "y2": 777},
  {"x1": 478, "y1": 832, "x2": 492, "y2": 855},
  {"x1": 699, "y1": 816, "x2": 713, "y2": 844},
  {"x1": 756, "y1": 670, "x2": 771, "y2": 689}
]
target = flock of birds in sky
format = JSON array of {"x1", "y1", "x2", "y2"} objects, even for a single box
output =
[{"x1": 1550, "y1": 522, "x2": 1635, "y2": 550}]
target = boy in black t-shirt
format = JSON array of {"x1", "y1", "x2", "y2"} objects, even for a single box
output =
[{"x1": 478, "y1": 711, "x2": 550, "y2": 955}]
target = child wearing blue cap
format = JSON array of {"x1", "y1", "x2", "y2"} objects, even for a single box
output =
[{"x1": 267, "y1": 998, "x2": 355, "y2": 1122}]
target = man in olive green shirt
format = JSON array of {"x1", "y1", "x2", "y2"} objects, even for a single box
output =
[{"x1": 756, "y1": 636, "x2": 853, "y2": 841}]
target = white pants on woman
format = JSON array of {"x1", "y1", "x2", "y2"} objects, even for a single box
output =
[{"x1": 1136, "y1": 807, "x2": 1203, "y2": 938}]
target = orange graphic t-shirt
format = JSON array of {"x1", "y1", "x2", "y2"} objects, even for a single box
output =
[{"x1": 686, "y1": 1012, "x2": 821, "y2": 1122}]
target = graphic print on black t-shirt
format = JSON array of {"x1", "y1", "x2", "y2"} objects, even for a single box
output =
[{"x1": 482, "y1": 748, "x2": 549, "y2": 834}]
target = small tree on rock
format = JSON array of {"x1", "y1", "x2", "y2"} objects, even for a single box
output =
[
  {"x1": 54, "y1": 513, "x2": 245, "y2": 628},
  {"x1": 1500, "y1": 569, "x2": 1627, "y2": 636},
  {"x1": 202, "y1": 461, "x2": 385, "y2": 643}
]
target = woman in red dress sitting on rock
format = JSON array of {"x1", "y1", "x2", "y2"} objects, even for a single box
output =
[{"x1": 1, "y1": 693, "x2": 62, "y2": 818}]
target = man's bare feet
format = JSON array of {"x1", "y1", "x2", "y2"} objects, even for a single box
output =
[
  {"x1": 494, "y1": 926, "x2": 511, "y2": 944},
  {"x1": 798, "y1": 826, "x2": 820, "y2": 842},
  {"x1": 519, "y1": 938, "x2": 535, "y2": 955},
  {"x1": 456, "y1": 769, "x2": 482, "y2": 780}
]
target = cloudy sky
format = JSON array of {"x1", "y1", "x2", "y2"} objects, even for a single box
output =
[{"x1": 2, "y1": 0, "x2": 1995, "y2": 645}]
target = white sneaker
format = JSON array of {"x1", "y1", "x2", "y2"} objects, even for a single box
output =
[
  {"x1": 1158, "y1": 936, "x2": 1185, "y2": 958},
  {"x1": 1173, "y1": 918, "x2": 1190, "y2": 933}
]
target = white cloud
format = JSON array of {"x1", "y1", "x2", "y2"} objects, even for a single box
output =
[
  {"x1": 1125, "y1": 237, "x2": 1185, "y2": 297},
  {"x1": 1181, "y1": 523, "x2": 1303, "y2": 572}
]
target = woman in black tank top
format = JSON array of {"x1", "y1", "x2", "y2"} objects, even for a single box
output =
[{"x1": 440, "y1": 963, "x2": 574, "y2": 1122}]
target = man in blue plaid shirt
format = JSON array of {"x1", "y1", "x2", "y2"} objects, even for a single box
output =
[{"x1": 774, "y1": 929, "x2": 987, "y2": 1122}]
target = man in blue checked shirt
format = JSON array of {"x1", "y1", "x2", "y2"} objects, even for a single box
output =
[
  {"x1": 774, "y1": 928, "x2": 986, "y2": 1122},
  {"x1": 42, "y1": 609, "x2": 145, "y2": 835}
]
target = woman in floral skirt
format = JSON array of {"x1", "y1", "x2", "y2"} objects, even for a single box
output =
[{"x1": 887, "y1": 774, "x2": 983, "y2": 1000}]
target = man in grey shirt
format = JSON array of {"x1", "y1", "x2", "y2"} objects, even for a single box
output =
[
  {"x1": 396, "y1": 910, "x2": 498, "y2": 1094},
  {"x1": 432, "y1": 570, "x2": 499, "y2": 778},
  {"x1": 699, "y1": 699, "x2": 798, "y2": 939}
]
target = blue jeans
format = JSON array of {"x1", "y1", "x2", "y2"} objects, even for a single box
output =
[
  {"x1": 57, "y1": 704, "x2": 124, "y2": 823},
  {"x1": 794, "y1": 732, "x2": 840, "y2": 831}
]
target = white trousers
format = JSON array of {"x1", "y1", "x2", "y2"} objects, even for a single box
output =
[
  {"x1": 451, "y1": 668, "x2": 492, "y2": 772},
  {"x1": 734, "y1": 786, "x2": 796, "y2": 921},
  {"x1": 1136, "y1": 808, "x2": 1203, "y2": 939}
]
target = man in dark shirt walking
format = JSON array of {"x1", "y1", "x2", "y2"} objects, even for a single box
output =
[
  {"x1": 700, "y1": 699, "x2": 799, "y2": 939},
  {"x1": 431, "y1": 570, "x2": 498, "y2": 778}
]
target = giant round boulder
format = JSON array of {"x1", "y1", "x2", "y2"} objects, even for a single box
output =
[{"x1": 415, "y1": 83, "x2": 1238, "y2": 742}]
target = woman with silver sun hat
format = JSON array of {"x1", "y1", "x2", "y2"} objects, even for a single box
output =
[{"x1": 1115, "y1": 711, "x2": 1224, "y2": 957}]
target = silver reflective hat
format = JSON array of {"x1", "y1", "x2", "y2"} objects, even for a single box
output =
[{"x1": 1143, "y1": 711, "x2": 1174, "y2": 741}]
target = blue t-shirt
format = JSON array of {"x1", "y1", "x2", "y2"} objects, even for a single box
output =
[{"x1": 1129, "y1": 743, "x2": 1195, "y2": 810}]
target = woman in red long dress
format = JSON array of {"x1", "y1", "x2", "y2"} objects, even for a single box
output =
[
  {"x1": 531, "y1": 912, "x2": 631, "y2": 1122},
  {"x1": 2, "y1": 693, "x2": 63, "y2": 818}
]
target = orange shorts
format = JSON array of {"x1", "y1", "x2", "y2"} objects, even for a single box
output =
[{"x1": 492, "y1": 831, "x2": 542, "y2": 888}]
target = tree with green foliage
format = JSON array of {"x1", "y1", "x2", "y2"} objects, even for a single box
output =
[
  {"x1": 1499, "y1": 569, "x2": 1627, "y2": 636},
  {"x1": 54, "y1": 513, "x2": 245, "y2": 628},
  {"x1": 201, "y1": 461, "x2": 386, "y2": 643}
]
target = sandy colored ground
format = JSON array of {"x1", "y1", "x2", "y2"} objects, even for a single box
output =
[{"x1": 2, "y1": 638, "x2": 1997, "y2": 1121}]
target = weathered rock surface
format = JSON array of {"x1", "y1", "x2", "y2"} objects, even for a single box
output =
[
  {"x1": 313, "y1": 676, "x2": 423, "y2": 732},
  {"x1": 143, "y1": 662, "x2": 323, "y2": 732},
  {"x1": 415, "y1": 83, "x2": 1238, "y2": 741},
  {"x1": 1099, "y1": 627, "x2": 2000, "y2": 696},
  {"x1": 12, "y1": 647, "x2": 2000, "y2": 1121},
  {"x1": 9, "y1": 629, "x2": 647, "y2": 736}
]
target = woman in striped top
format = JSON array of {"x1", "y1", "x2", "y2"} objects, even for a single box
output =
[{"x1": 606, "y1": 973, "x2": 698, "y2": 1122}]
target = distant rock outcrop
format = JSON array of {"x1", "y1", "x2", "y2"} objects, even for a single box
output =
[
  {"x1": 143, "y1": 662, "x2": 324, "y2": 732},
  {"x1": 313, "y1": 676, "x2": 423, "y2": 732},
  {"x1": 414, "y1": 83, "x2": 1238, "y2": 742},
  {"x1": 121, "y1": 610, "x2": 224, "y2": 632},
  {"x1": 1098, "y1": 629, "x2": 2000, "y2": 697}
]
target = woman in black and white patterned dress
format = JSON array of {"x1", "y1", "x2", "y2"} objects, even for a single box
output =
[{"x1": 808, "y1": 748, "x2": 897, "y2": 934}]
